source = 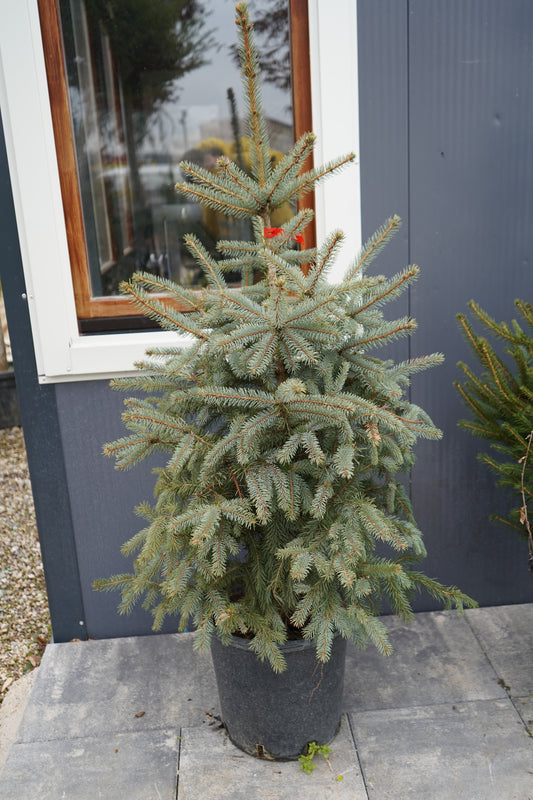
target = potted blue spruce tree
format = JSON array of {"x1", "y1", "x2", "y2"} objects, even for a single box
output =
[{"x1": 95, "y1": 1, "x2": 475, "y2": 760}]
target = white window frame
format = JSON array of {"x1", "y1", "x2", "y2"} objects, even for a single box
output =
[{"x1": 0, "y1": 0, "x2": 360, "y2": 383}]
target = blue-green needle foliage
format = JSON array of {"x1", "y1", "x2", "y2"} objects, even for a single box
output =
[{"x1": 94, "y1": 1, "x2": 475, "y2": 672}]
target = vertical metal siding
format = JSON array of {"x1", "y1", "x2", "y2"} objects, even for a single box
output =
[
  {"x1": 55, "y1": 381, "x2": 179, "y2": 638},
  {"x1": 409, "y1": 0, "x2": 533, "y2": 604},
  {"x1": 360, "y1": 0, "x2": 533, "y2": 607}
]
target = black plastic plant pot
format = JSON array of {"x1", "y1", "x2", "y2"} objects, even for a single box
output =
[{"x1": 210, "y1": 632, "x2": 347, "y2": 760}]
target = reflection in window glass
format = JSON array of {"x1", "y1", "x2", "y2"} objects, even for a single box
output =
[{"x1": 58, "y1": 0, "x2": 294, "y2": 297}]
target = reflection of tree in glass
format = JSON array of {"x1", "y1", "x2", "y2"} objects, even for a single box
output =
[
  {"x1": 84, "y1": 0, "x2": 216, "y2": 282},
  {"x1": 86, "y1": 0, "x2": 214, "y2": 120},
  {"x1": 230, "y1": 0, "x2": 291, "y2": 94}
]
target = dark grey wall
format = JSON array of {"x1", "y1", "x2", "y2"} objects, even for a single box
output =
[
  {"x1": 0, "y1": 111, "x2": 86, "y2": 643},
  {"x1": 54, "y1": 381, "x2": 177, "y2": 638},
  {"x1": 358, "y1": 0, "x2": 533, "y2": 608}
]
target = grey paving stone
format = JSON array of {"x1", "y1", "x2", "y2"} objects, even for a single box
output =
[
  {"x1": 1, "y1": 607, "x2": 531, "y2": 800},
  {"x1": 343, "y1": 611, "x2": 505, "y2": 712},
  {"x1": 466, "y1": 603, "x2": 533, "y2": 697},
  {"x1": 0, "y1": 729, "x2": 180, "y2": 800},
  {"x1": 17, "y1": 633, "x2": 218, "y2": 743},
  {"x1": 351, "y1": 699, "x2": 533, "y2": 800},
  {"x1": 512, "y1": 695, "x2": 533, "y2": 733},
  {"x1": 177, "y1": 714, "x2": 367, "y2": 800}
]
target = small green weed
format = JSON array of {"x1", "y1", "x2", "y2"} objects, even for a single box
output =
[
  {"x1": 298, "y1": 741, "x2": 344, "y2": 779},
  {"x1": 299, "y1": 742, "x2": 332, "y2": 774}
]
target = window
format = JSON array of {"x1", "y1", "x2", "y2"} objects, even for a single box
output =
[
  {"x1": 0, "y1": 0, "x2": 359, "y2": 381},
  {"x1": 39, "y1": 0, "x2": 315, "y2": 329}
]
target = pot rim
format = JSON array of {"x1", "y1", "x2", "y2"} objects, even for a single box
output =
[{"x1": 212, "y1": 629, "x2": 342, "y2": 654}]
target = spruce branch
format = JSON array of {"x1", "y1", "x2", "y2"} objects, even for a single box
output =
[
  {"x1": 345, "y1": 215, "x2": 401, "y2": 282},
  {"x1": 519, "y1": 431, "x2": 533, "y2": 570},
  {"x1": 119, "y1": 281, "x2": 208, "y2": 339},
  {"x1": 129, "y1": 272, "x2": 202, "y2": 312},
  {"x1": 406, "y1": 571, "x2": 477, "y2": 612},
  {"x1": 183, "y1": 235, "x2": 227, "y2": 290},
  {"x1": 353, "y1": 266, "x2": 419, "y2": 315},
  {"x1": 215, "y1": 156, "x2": 266, "y2": 206},
  {"x1": 455, "y1": 360, "x2": 506, "y2": 409},
  {"x1": 468, "y1": 300, "x2": 518, "y2": 343},
  {"x1": 260, "y1": 248, "x2": 309, "y2": 293},
  {"x1": 176, "y1": 181, "x2": 258, "y2": 218},
  {"x1": 341, "y1": 317, "x2": 417, "y2": 353},
  {"x1": 264, "y1": 132, "x2": 316, "y2": 201},
  {"x1": 179, "y1": 159, "x2": 253, "y2": 203},
  {"x1": 515, "y1": 299, "x2": 533, "y2": 333},
  {"x1": 235, "y1": 2, "x2": 271, "y2": 188},
  {"x1": 306, "y1": 230, "x2": 345, "y2": 293},
  {"x1": 271, "y1": 153, "x2": 356, "y2": 208}
]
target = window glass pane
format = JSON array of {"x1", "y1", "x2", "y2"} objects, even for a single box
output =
[{"x1": 58, "y1": 0, "x2": 294, "y2": 297}]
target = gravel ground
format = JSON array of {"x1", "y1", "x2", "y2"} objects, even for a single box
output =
[{"x1": 0, "y1": 426, "x2": 50, "y2": 706}]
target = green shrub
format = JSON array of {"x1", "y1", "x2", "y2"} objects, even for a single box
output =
[{"x1": 455, "y1": 299, "x2": 533, "y2": 569}]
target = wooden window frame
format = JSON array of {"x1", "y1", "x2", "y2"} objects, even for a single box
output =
[{"x1": 37, "y1": 0, "x2": 314, "y2": 325}]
